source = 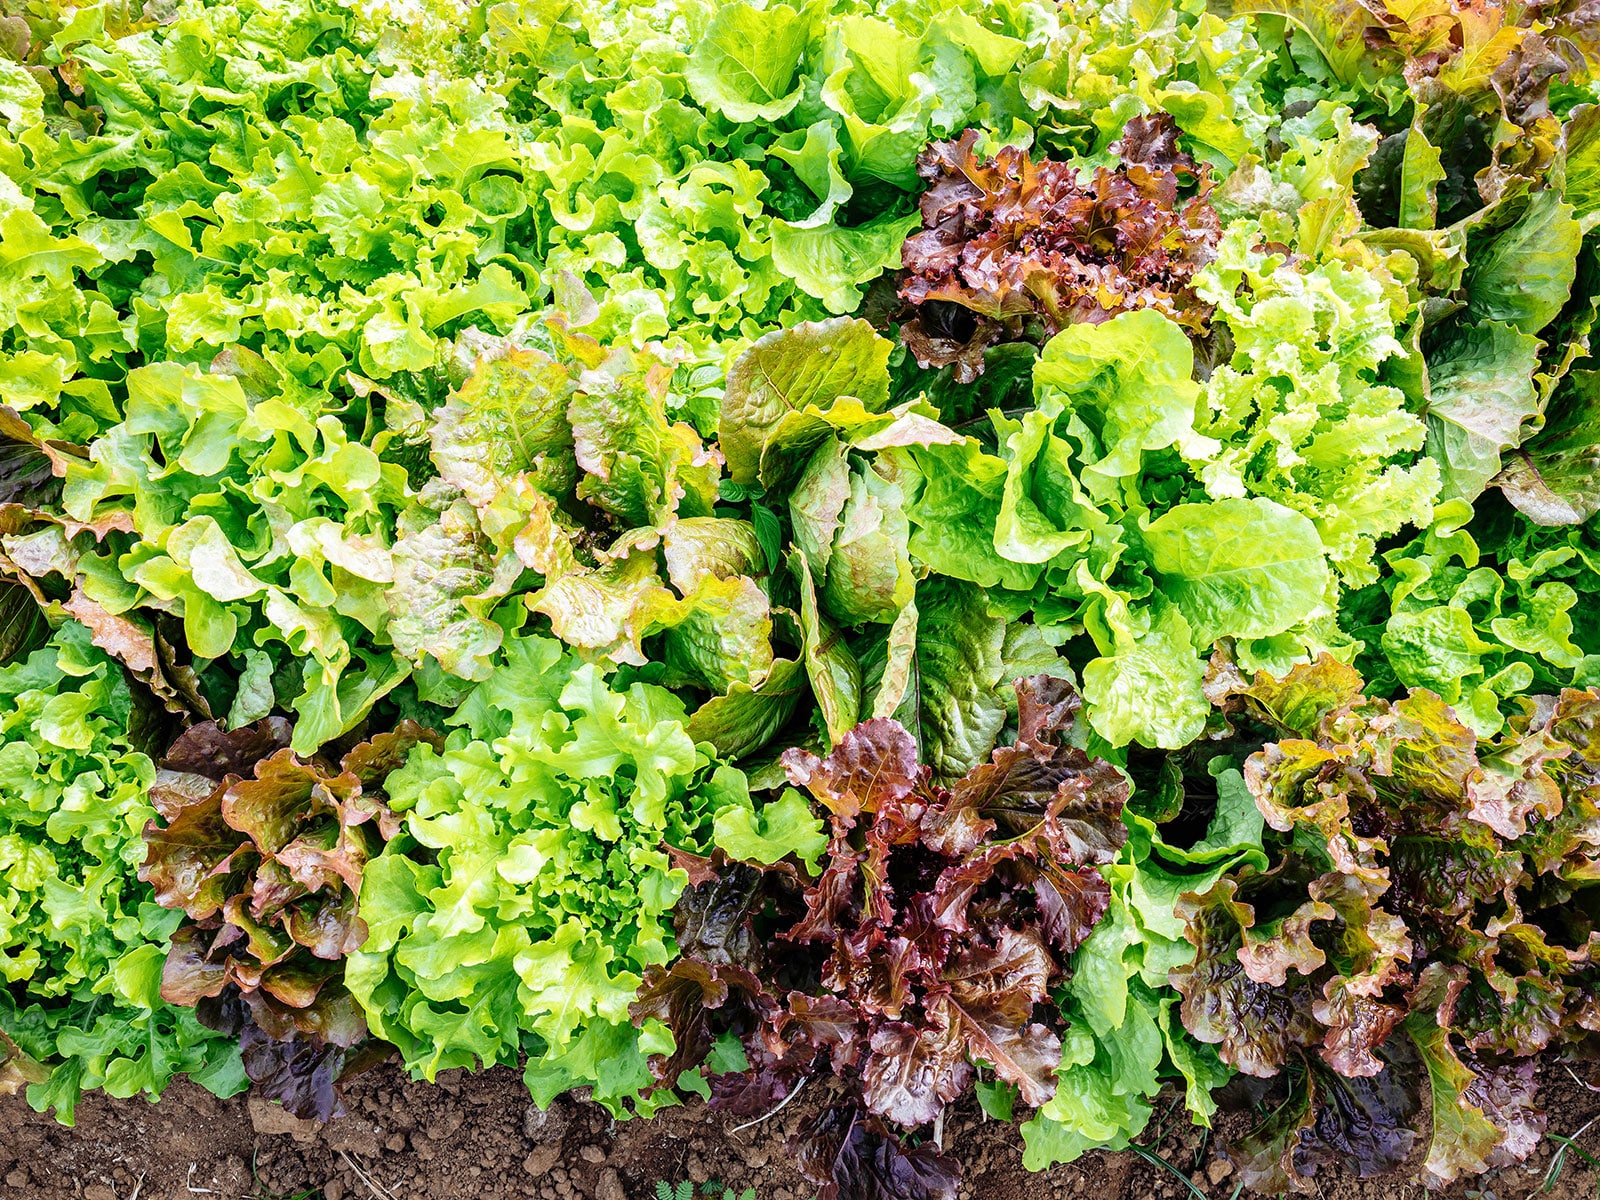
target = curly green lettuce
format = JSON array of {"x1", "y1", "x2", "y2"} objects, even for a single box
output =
[
  {"x1": 0, "y1": 621, "x2": 245, "y2": 1124},
  {"x1": 1347, "y1": 497, "x2": 1600, "y2": 734},
  {"x1": 0, "y1": 0, "x2": 1046, "y2": 760},
  {"x1": 344, "y1": 627, "x2": 823, "y2": 1116}
]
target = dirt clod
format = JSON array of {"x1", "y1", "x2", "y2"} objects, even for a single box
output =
[
  {"x1": 247, "y1": 1097, "x2": 322, "y2": 1143},
  {"x1": 525, "y1": 1146, "x2": 562, "y2": 1176},
  {"x1": 322, "y1": 1118, "x2": 383, "y2": 1158},
  {"x1": 595, "y1": 1167, "x2": 626, "y2": 1200}
]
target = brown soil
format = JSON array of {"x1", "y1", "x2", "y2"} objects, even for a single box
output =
[{"x1": 2, "y1": 1062, "x2": 1597, "y2": 1200}]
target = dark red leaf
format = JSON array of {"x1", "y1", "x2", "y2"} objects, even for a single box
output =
[
  {"x1": 1171, "y1": 878, "x2": 1321, "y2": 1078},
  {"x1": 1031, "y1": 867, "x2": 1111, "y2": 957},
  {"x1": 630, "y1": 959, "x2": 768, "y2": 1087},
  {"x1": 1110, "y1": 112, "x2": 1199, "y2": 177},
  {"x1": 140, "y1": 792, "x2": 241, "y2": 920},
  {"x1": 936, "y1": 992, "x2": 1060, "y2": 1109},
  {"x1": 941, "y1": 927, "x2": 1054, "y2": 1007},
  {"x1": 1012, "y1": 674, "x2": 1082, "y2": 750},
  {"x1": 776, "y1": 992, "x2": 861, "y2": 1074},
  {"x1": 794, "y1": 1107, "x2": 960, "y2": 1200},
  {"x1": 860, "y1": 1017, "x2": 972, "y2": 1127},
  {"x1": 161, "y1": 718, "x2": 294, "y2": 780},
  {"x1": 673, "y1": 861, "x2": 768, "y2": 966},
  {"x1": 898, "y1": 121, "x2": 1220, "y2": 377}
]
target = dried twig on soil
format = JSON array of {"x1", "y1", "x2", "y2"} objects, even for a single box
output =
[
  {"x1": 185, "y1": 1164, "x2": 217, "y2": 1195},
  {"x1": 727, "y1": 1076, "x2": 810, "y2": 1136},
  {"x1": 338, "y1": 1150, "x2": 398, "y2": 1200}
]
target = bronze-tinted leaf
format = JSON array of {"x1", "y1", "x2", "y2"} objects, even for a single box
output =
[
  {"x1": 1172, "y1": 879, "x2": 1320, "y2": 1078},
  {"x1": 162, "y1": 718, "x2": 294, "y2": 780},
  {"x1": 860, "y1": 1017, "x2": 972, "y2": 1127},
  {"x1": 937, "y1": 992, "x2": 1060, "y2": 1109},
  {"x1": 283, "y1": 887, "x2": 367, "y2": 960},
  {"x1": 140, "y1": 792, "x2": 241, "y2": 920},
  {"x1": 1011, "y1": 673, "x2": 1082, "y2": 749},
  {"x1": 220, "y1": 750, "x2": 328, "y2": 855},
  {"x1": 782, "y1": 717, "x2": 920, "y2": 822},
  {"x1": 145, "y1": 719, "x2": 428, "y2": 1093},
  {"x1": 340, "y1": 719, "x2": 443, "y2": 788},
  {"x1": 159, "y1": 924, "x2": 230, "y2": 1006},
  {"x1": 1031, "y1": 866, "x2": 1111, "y2": 957},
  {"x1": 0, "y1": 1026, "x2": 49, "y2": 1093},
  {"x1": 685, "y1": 707, "x2": 1125, "y2": 1160},
  {"x1": 630, "y1": 959, "x2": 766, "y2": 1087}
]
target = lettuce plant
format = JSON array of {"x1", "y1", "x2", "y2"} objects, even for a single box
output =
[
  {"x1": 630, "y1": 676, "x2": 1130, "y2": 1196},
  {"x1": 0, "y1": 622, "x2": 245, "y2": 1124},
  {"x1": 139, "y1": 716, "x2": 438, "y2": 1118},
  {"x1": 1349, "y1": 497, "x2": 1600, "y2": 733},
  {"x1": 892, "y1": 227, "x2": 1435, "y2": 750},
  {"x1": 1175, "y1": 654, "x2": 1600, "y2": 1191},
  {"x1": 345, "y1": 628, "x2": 823, "y2": 1116},
  {"x1": 0, "y1": 0, "x2": 1048, "y2": 766},
  {"x1": 898, "y1": 115, "x2": 1223, "y2": 381}
]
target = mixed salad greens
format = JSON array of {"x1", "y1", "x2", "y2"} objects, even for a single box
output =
[{"x1": 4, "y1": 0, "x2": 1600, "y2": 1195}]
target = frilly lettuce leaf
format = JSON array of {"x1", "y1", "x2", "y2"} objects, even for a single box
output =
[
  {"x1": 1021, "y1": 755, "x2": 1263, "y2": 1170},
  {"x1": 388, "y1": 485, "x2": 521, "y2": 683},
  {"x1": 1356, "y1": 499, "x2": 1600, "y2": 734},
  {"x1": 1191, "y1": 222, "x2": 1437, "y2": 586}
]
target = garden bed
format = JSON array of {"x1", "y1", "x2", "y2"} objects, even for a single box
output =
[
  {"x1": 7, "y1": 1062, "x2": 1600, "y2": 1200},
  {"x1": 6, "y1": 1, "x2": 1600, "y2": 1198}
]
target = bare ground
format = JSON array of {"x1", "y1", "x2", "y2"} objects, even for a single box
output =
[{"x1": 2, "y1": 1061, "x2": 1597, "y2": 1200}]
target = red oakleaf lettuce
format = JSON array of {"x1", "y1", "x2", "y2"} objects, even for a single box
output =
[
  {"x1": 1179, "y1": 656, "x2": 1600, "y2": 1191},
  {"x1": 633, "y1": 676, "x2": 1128, "y2": 1196},
  {"x1": 898, "y1": 114, "x2": 1221, "y2": 381},
  {"x1": 140, "y1": 718, "x2": 440, "y2": 1118}
]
